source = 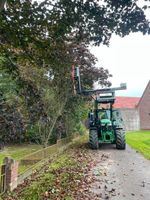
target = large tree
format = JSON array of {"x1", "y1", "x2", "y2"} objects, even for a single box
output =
[
  {"x1": 0, "y1": 0, "x2": 149, "y2": 89},
  {"x1": 0, "y1": 0, "x2": 150, "y2": 145}
]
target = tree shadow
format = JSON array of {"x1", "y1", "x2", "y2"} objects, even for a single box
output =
[
  {"x1": 99, "y1": 143, "x2": 117, "y2": 150},
  {"x1": 84, "y1": 142, "x2": 117, "y2": 151}
]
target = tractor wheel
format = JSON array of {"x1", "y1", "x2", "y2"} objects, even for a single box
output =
[
  {"x1": 116, "y1": 129, "x2": 126, "y2": 150},
  {"x1": 89, "y1": 129, "x2": 99, "y2": 150}
]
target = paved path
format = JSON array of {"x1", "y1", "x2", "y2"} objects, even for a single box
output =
[{"x1": 90, "y1": 144, "x2": 150, "y2": 200}]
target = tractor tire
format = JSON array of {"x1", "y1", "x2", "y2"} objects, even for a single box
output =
[
  {"x1": 116, "y1": 129, "x2": 126, "y2": 150},
  {"x1": 89, "y1": 129, "x2": 99, "y2": 150}
]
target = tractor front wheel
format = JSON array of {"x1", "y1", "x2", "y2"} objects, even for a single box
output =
[
  {"x1": 89, "y1": 129, "x2": 99, "y2": 150},
  {"x1": 116, "y1": 129, "x2": 126, "y2": 150}
]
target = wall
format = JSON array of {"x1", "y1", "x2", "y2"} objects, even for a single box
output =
[
  {"x1": 138, "y1": 82, "x2": 150, "y2": 130},
  {"x1": 119, "y1": 108, "x2": 140, "y2": 131}
]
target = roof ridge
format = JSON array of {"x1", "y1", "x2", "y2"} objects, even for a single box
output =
[{"x1": 114, "y1": 96, "x2": 140, "y2": 109}]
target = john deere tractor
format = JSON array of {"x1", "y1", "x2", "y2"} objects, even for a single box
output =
[
  {"x1": 88, "y1": 91, "x2": 126, "y2": 150},
  {"x1": 72, "y1": 66, "x2": 126, "y2": 150}
]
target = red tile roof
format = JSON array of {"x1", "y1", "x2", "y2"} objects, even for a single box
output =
[{"x1": 113, "y1": 96, "x2": 140, "y2": 109}]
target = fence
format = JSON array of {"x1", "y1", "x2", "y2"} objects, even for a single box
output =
[
  {"x1": 18, "y1": 136, "x2": 73, "y2": 174},
  {"x1": 0, "y1": 135, "x2": 79, "y2": 194}
]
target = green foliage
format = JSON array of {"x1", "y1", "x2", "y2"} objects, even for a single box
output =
[
  {"x1": 0, "y1": 0, "x2": 150, "y2": 145},
  {"x1": 126, "y1": 131, "x2": 150, "y2": 160},
  {"x1": 0, "y1": 57, "x2": 18, "y2": 98},
  {"x1": 0, "y1": 59, "x2": 26, "y2": 143}
]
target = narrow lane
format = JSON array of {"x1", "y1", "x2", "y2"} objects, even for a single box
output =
[{"x1": 90, "y1": 144, "x2": 150, "y2": 200}]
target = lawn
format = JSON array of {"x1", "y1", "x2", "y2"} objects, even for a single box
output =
[
  {"x1": 0, "y1": 144, "x2": 42, "y2": 165},
  {"x1": 126, "y1": 131, "x2": 150, "y2": 160}
]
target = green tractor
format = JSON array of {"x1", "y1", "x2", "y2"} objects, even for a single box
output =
[
  {"x1": 88, "y1": 91, "x2": 126, "y2": 150},
  {"x1": 72, "y1": 66, "x2": 126, "y2": 150}
]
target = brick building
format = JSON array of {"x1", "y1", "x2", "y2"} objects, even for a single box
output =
[
  {"x1": 114, "y1": 81, "x2": 150, "y2": 131},
  {"x1": 138, "y1": 81, "x2": 150, "y2": 130}
]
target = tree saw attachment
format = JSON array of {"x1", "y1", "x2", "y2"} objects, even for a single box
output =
[{"x1": 72, "y1": 66, "x2": 127, "y2": 150}]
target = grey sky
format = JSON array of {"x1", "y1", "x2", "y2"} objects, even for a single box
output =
[{"x1": 90, "y1": 33, "x2": 150, "y2": 97}]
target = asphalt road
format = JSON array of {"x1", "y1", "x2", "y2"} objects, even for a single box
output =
[{"x1": 90, "y1": 144, "x2": 150, "y2": 200}]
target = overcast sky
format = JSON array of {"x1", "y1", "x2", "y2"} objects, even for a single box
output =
[{"x1": 90, "y1": 33, "x2": 150, "y2": 97}]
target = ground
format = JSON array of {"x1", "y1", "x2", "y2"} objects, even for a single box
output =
[
  {"x1": 90, "y1": 144, "x2": 150, "y2": 200},
  {"x1": 2, "y1": 133, "x2": 150, "y2": 200}
]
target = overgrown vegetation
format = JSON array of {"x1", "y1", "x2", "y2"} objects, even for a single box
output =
[
  {"x1": 126, "y1": 131, "x2": 150, "y2": 160},
  {"x1": 0, "y1": 0, "x2": 150, "y2": 146}
]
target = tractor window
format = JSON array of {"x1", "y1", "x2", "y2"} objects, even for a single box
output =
[
  {"x1": 98, "y1": 110, "x2": 110, "y2": 120},
  {"x1": 106, "y1": 110, "x2": 111, "y2": 119},
  {"x1": 112, "y1": 110, "x2": 123, "y2": 122},
  {"x1": 99, "y1": 112, "x2": 106, "y2": 119}
]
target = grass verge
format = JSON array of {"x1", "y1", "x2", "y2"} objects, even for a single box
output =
[
  {"x1": 3, "y1": 134, "x2": 95, "y2": 200},
  {"x1": 126, "y1": 131, "x2": 150, "y2": 160},
  {"x1": 0, "y1": 144, "x2": 42, "y2": 165}
]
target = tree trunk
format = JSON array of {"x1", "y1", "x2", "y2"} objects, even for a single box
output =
[{"x1": 44, "y1": 97, "x2": 67, "y2": 147}]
